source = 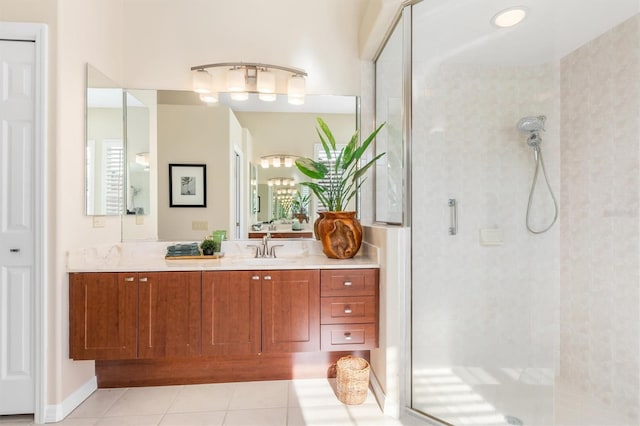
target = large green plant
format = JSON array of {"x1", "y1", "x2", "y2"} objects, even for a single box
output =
[{"x1": 295, "y1": 118, "x2": 385, "y2": 212}]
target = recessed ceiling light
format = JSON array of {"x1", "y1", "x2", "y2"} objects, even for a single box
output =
[{"x1": 491, "y1": 7, "x2": 527, "y2": 28}]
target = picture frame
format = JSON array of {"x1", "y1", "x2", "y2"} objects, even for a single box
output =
[{"x1": 169, "y1": 163, "x2": 206, "y2": 207}]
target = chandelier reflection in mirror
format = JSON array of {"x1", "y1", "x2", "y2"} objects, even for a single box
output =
[
  {"x1": 260, "y1": 154, "x2": 299, "y2": 169},
  {"x1": 267, "y1": 177, "x2": 296, "y2": 187},
  {"x1": 190, "y1": 62, "x2": 307, "y2": 105}
]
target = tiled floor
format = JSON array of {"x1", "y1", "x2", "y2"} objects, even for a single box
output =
[{"x1": 0, "y1": 379, "x2": 408, "y2": 426}]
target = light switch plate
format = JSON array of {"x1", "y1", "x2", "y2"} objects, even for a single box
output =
[
  {"x1": 92, "y1": 216, "x2": 106, "y2": 228},
  {"x1": 192, "y1": 220, "x2": 208, "y2": 231},
  {"x1": 136, "y1": 215, "x2": 144, "y2": 225}
]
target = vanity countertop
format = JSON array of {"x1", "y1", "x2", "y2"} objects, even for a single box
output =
[{"x1": 67, "y1": 240, "x2": 379, "y2": 272}]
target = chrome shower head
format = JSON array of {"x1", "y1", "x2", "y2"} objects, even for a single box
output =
[
  {"x1": 517, "y1": 115, "x2": 546, "y2": 149},
  {"x1": 517, "y1": 115, "x2": 546, "y2": 133}
]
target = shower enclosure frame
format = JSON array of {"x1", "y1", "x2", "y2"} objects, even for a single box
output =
[{"x1": 373, "y1": 1, "x2": 445, "y2": 424}]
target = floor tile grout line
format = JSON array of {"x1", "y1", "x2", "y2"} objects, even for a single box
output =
[{"x1": 99, "y1": 387, "x2": 129, "y2": 418}]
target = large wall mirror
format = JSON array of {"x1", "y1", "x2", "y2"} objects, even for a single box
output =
[
  {"x1": 85, "y1": 64, "x2": 358, "y2": 241},
  {"x1": 85, "y1": 65, "x2": 124, "y2": 216}
]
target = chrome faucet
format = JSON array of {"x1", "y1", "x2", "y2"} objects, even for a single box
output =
[
  {"x1": 247, "y1": 233, "x2": 283, "y2": 258},
  {"x1": 261, "y1": 235, "x2": 270, "y2": 257}
]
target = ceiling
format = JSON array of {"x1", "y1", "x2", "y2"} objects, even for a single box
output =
[{"x1": 411, "y1": 0, "x2": 639, "y2": 66}]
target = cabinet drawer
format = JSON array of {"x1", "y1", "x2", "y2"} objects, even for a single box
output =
[
  {"x1": 321, "y1": 296, "x2": 376, "y2": 324},
  {"x1": 321, "y1": 324, "x2": 377, "y2": 351},
  {"x1": 320, "y1": 269, "x2": 378, "y2": 296}
]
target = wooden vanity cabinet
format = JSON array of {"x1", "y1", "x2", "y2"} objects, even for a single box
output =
[
  {"x1": 71, "y1": 268, "x2": 375, "y2": 363},
  {"x1": 262, "y1": 270, "x2": 320, "y2": 353},
  {"x1": 138, "y1": 271, "x2": 201, "y2": 358},
  {"x1": 201, "y1": 271, "x2": 261, "y2": 356},
  {"x1": 70, "y1": 271, "x2": 201, "y2": 360},
  {"x1": 69, "y1": 272, "x2": 138, "y2": 360},
  {"x1": 320, "y1": 269, "x2": 379, "y2": 351}
]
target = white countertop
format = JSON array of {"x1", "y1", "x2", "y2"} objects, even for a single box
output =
[{"x1": 67, "y1": 240, "x2": 379, "y2": 272}]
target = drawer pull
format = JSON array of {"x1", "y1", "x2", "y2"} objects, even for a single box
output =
[
  {"x1": 251, "y1": 275, "x2": 260, "y2": 280},
  {"x1": 344, "y1": 332, "x2": 352, "y2": 341},
  {"x1": 124, "y1": 277, "x2": 135, "y2": 282},
  {"x1": 343, "y1": 281, "x2": 353, "y2": 287},
  {"x1": 263, "y1": 275, "x2": 272, "y2": 280},
  {"x1": 139, "y1": 277, "x2": 148, "y2": 282},
  {"x1": 344, "y1": 307, "x2": 353, "y2": 314}
]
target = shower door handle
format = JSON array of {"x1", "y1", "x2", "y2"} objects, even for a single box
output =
[{"x1": 448, "y1": 199, "x2": 457, "y2": 235}]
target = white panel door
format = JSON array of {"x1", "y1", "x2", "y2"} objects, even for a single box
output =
[{"x1": 0, "y1": 39, "x2": 35, "y2": 415}]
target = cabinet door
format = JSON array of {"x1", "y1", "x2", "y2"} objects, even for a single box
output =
[
  {"x1": 138, "y1": 271, "x2": 201, "y2": 358},
  {"x1": 69, "y1": 272, "x2": 138, "y2": 360},
  {"x1": 202, "y1": 271, "x2": 261, "y2": 356},
  {"x1": 262, "y1": 270, "x2": 320, "y2": 353}
]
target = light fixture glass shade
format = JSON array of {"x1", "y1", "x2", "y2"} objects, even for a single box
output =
[
  {"x1": 259, "y1": 93, "x2": 277, "y2": 102},
  {"x1": 193, "y1": 69, "x2": 212, "y2": 94},
  {"x1": 230, "y1": 91, "x2": 249, "y2": 101},
  {"x1": 227, "y1": 68, "x2": 246, "y2": 92},
  {"x1": 284, "y1": 157, "x2": 293, "y2": 167},
  {"x1": 274, "y1": 178, "x2": 281, "y2": 186},
  {"x1": 288, "y1": 75, "x2": 305, "y2": 105},
  {"x1": 199, "y1": 93, "x2": 219, "y2": 103},
  {"x1": 272, "y1": 157, "x2": 281, "y2": 167},
  {"x1": 267, "y1": 180, "x2": 273, "y2": 186},
  {"x1": 257, "y1": 69, "x2": 276, "y2": 93},
  {"x1": 261, "y1": 158, "x2": 270, "y2": 168}
]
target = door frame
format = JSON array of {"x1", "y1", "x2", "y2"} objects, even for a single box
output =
[{"x1": 0, "y1": 22, "x2": 48, "y2": 424}]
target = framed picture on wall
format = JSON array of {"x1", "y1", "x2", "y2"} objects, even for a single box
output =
[{"x1": 169, "y1": 164, "x2": 206, "y2": 207}]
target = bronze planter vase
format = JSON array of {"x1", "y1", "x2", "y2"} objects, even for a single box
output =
[{"x1": 317, "y1": 211, "x2": 362, "y2": 259}]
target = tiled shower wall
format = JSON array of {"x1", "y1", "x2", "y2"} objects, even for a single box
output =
[
  {"x1": 559, "y1": 15, "x2": 640, "y2": 423},
  {"x1": 410, "y1": 50, "x2": 560, "y2": 422}
]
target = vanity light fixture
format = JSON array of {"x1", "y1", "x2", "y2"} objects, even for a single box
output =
[
  {"x1": 192, "y1": 69, "x2": 212, "y2": 94},
  {"x1": 267, "y1": 177, "x2": 296, "y2": 187},
  {"x1": 260, "y1": 154, "x2": 299, "y2": 168},
  {"x1": 190, "y1": 62, "x2": 307, "y2": 105},
  {"x1": 491, "y1": 6, "x2": 527, "y2": 28}
]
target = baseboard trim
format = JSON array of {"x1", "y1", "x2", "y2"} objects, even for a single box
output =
[
  {"x1": 369, "y1": 370, "x2": 400, "y2": 418},
  {"x1": 44, "y1": 376, "x2": 96, "y2": 423}
]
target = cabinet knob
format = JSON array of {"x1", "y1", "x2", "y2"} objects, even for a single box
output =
[
  {"x1": 139, "y1": 277, "x2": 148, "y2": 282},
  {"x1": 263, "y1": 275, "x2": 272, "y2": 280},
  {"x1": 124, "y1": 277, "x2": 135, "y2": 282},
  {"x1": 343, "y1": 281, "x2": 352, "y2": 286},
  {"x1": 9, "y1": 248, "x2": 20, "y2": 253},
  {"x1": 251, "y1": 275, "x2": 260, "y2": 280},
  {"x1": 344, "y1": 307, "x2": 352, "y2": 314},
  {"x1": 344, "y1": 332, "x2": 352, "y2": 341}
]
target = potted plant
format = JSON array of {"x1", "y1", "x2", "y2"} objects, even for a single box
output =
[
  {"x1": 295, "y1": 118, "x2": 385, "y2": 258},
  {"x1": 200, "y1": 236, "x2": 216, "y2": 256},
  {"x1": 291, "y1": 191, "x2": 310, "y2": 223}
]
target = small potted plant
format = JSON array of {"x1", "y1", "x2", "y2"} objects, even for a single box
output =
[
  {"x1": 200, "y1": 236, "x2": 216, "y2": 256},
  {"x1": 295, "y1": 117, "x2": 385, "y2": 258}
]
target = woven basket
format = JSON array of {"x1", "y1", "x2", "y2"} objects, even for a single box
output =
[{"x1": 335, "y1": 356, "x2": 370, "y2": 405}]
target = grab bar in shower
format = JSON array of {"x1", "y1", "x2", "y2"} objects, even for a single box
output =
[{"x1": 448, "y1": 198, "x2": 457, "y2": 236}]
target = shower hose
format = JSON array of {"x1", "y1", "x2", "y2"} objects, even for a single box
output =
[{"x1": 526, "y1": 146, "x2": 558, "y2": 234}]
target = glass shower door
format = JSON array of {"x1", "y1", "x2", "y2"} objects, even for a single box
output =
[{"x1": 409, "y1": 1, "x2": 558, "y2": 425}]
